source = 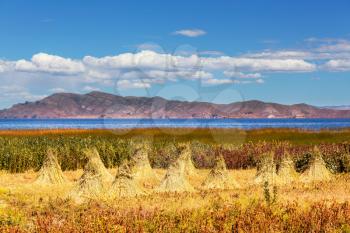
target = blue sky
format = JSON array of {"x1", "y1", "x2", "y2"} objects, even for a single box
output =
[{"x1": 0, "y1": 0, "x2": 350, "y2": 108}]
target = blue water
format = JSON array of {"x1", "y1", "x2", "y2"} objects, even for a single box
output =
[{"x1": 0, "y1": 118, "x2": 350, "y2": 130}]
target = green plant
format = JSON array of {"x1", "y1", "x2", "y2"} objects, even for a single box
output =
[{"x1": 263, "y1": 181, "x2": 277, "y2": 206}]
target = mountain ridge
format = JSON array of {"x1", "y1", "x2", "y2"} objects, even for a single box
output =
[{"x1": 1, "y1": 91, "x2": 350, "y2": 119}]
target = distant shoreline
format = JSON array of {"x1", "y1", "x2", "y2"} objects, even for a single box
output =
[{"x1": 1, "y1": 127, "x2": 350, "y2": 135}]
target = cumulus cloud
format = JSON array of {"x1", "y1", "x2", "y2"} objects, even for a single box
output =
[
  {"x1": 0, "y1": 48, "x2": 335, "y2": 96},
  {"x1": 198, "y1": 50, "x2": 225, "y2": 56},
  {"x1": 15, "y1": 53, "x2": 85, "y2": 75},
  {"x1": 244, "y1": 50, "x2": 312, "y2": 60},
  {"x1": 202, "y1": 56, "x2": 316, "y2": 72},
  {"x1": 0, "y1": 85, "x2": 46, "y2": 102},
  {"x1": 0, "y1": 63, "x2": 5, "y2": 73},
  {"x1": 84, "y1": 50, "x2": 315, "y2": 73},
  {"x1": 117, "y1": 80, "x2": 151, "y2": 89},
  {"x1": 0, "y1": 60, "x2": 13, "y2": 73},
  {"x1": 82, "y1": 86, "x2": 101, "y2": 92},
  {"x1": 317, "y1": 42, "x2": 350, "y2": 52},
  {"x1": 49, "y1": 87, "x2": 66, "y2": 93},
  {"x1": 323, "y1": 59, "x2": 350, "y2": 71},
  {"x1": 202, "y1": 78, "x2": 234, "y2": 85},
  {"x1": 224, "y1": 71, "x2": 262, "y2": 79},
  {"x1": 173, "y1": 29, "x2": 206, "y2": 37}
]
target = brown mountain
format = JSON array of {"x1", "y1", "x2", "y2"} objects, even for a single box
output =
[{"x1": 0, "y1": 91, "x2": 349, "y2": 119}]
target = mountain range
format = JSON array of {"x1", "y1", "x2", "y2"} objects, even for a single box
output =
[{"x1": 0, "y1": 91, "x2": 349, "y2": 119}]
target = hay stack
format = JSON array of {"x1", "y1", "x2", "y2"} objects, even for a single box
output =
[
  {"x1": 277, "y1": 153, "x2": 299, "y2": 184},
  {"x1": 156, "y1": 159, "x2": 195, "y2": 193},
  {"x1": 130, "y1": 143, "x2": 158, "y2": 183},
  {"x1": 34, "y1": 148, "x2": 66, "y2": 185},
  {"x1": 201, "y1": 154, "x2": 240, "y2": 190},
  {"x1": 71, "y1": 148, "x2": 113, "y2": 200},
  {"x1": 83, "y1": 148, "x2": 114, "y2": 183},
  {"x1": 254, "y1": 152, "x2": 280, "y2": 185},
  {"x1": 178, "y1": 143, "x2": 197, "y2": 177},
  {"x1": 109, "y1": 161, "x2": 146, "y2": 198},
  {"x1": 300, "y1": 146, "x2": 332, "y2": 183}
]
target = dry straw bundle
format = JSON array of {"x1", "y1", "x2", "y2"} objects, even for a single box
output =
[
  {"x1": 34, "y1": 148, "x2": 66, "y2": 185},
  {"x1": 277, "y1": 152, "x2": 299, "y2": 184},
  {"x1": 300, "y1": 146, "x2": 332, "y2": 183},
  {"x1": 109, "y1": 160, "x2": 146, "y2": 198},
  {"x1": 201, "y1": 152, "x2": 240, "y2": 190},
  {"x1": 156, "y1": 150, "x2": 195, "y2": 193},
  {"x1": 177, "y1": 143, "x2": 198, "y2": 178},
  {"x1": 71, "y1": 148, "x2": 113, "y2": 200},
  {"x1": 129, "y1": 142, "x2": 158, "y2": 184},
  {"x1": 254, "y1": 152, "x2": 280, "y2": 185}
]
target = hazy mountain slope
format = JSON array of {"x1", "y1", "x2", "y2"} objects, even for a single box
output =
[{"x1": 0, "y1": 91, "x2": 349, "y2": 119}]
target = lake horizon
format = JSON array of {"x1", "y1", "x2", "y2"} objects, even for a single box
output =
[{"x1": 1, "y1": 118, "x2": 350, "y2": 130}]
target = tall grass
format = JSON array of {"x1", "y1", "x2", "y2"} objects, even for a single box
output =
[{"x1": 0, "y1": 128, "x2": 349, "y2": 173}]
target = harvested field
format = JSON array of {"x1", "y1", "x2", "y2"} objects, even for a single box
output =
[{"x1": 0, "y1": 128, "x2": 350, "y2": 232}]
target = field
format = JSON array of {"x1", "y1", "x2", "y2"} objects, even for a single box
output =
[{"x1": 0, "y1": 128, "x2": 350, "y2": 232}]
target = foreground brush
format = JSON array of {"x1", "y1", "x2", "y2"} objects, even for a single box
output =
[
  {"x1": 70, "y1": 148, "x2": 113, "y2": 201},
  {"x1": 109, "y1": 160, "x2": 146, "y2": 198},
  {"x1": 34, "y1": 148, "x2": 67, "y2": 185},
  {"x1": 300, "y1": 146, "x2": 332, "y2": 183},
  {"x1": 201, "y1": 152, "x2": 240, "y2": 190}
]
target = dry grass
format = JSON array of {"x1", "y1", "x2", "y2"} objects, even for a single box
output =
[{"x1": 1, "y1": 168, "x2": 350, "y2": 232}]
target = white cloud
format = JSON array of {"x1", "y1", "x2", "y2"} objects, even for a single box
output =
[
  {"x1": 323, "y1": 59, "x2": 350, "y2": 71},
  {"x1": 49, "y1": 87, "x2": 66, "y2": 93},
  {"x1": 0, "y1": 63, "x2": 5, "y2": 73},
  {"x1": 173, "y1": 29, "x2": 206, "y2": 37},
  {"x1": 136, "y1": 43, "x2": 164, "y2": 52},
  {"x1": 0, "y1": 85, "x2": 46, "y2": 102},
  {"x1": 0, "y1": 60, "x2": 13, "y2": 73},
  {"x1": 117, "y1": 80, "x2": 151, "y2": 89},
  {"x1": 84, "y1": 50, "x2": 315, "y2": 73},
  {"x1": 202, "y1": 56, "x2": 316, "y2": 72},
  {"x1": 244, "y1": 50, "x2": 311, "y2": 60},
  {"x1": 202, "y1": 78, "x2": 234, "y2": 85},
  {"x1": 317, "y1": 42, "x2": 350, "y2": 52},
  {"x1": 82, "y1": 86, "x2": 101, "y2": 92},
  {"x1": 198, "y1": 50, "x2": 225, "y2": 56},
  {"x1": 224, "y1": 71, "x2": 262, "y2": 79},
  {"x1": 0, "y1": 47, "x2": 337, "y2": 97},
  {"x1": 15, "y1": 53, "x2": 85, "y2": 75},
  {"x1": 202, "y1": 78, "x2": 259, "y2": 85}
]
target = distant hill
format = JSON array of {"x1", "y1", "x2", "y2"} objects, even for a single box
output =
[{"x1": 0, "y1": 91, "x2": 350, "y2": 119}]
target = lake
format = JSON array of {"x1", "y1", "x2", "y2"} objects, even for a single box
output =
[{"x1": 0, "y1": 118, "x2": 350, "y2": 130}]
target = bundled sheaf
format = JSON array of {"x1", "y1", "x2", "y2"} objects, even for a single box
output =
[
  {"x1": 254, "y1": 152, "x2": 280, "y2": 185},
  {"x1": 129, "y1": 143, "x2": 158, "y2": 184},
  {"x1": 156, "y1": 156, "x2": 195, "y2": 193},
  {"x1": 71, "y1": 148, "x2": 113, "y2": 200},
  {"x1": 277, "y1": 153, "x2": 299, "y2": 184},
  {"x1": 109, "y1": 160, "x2": 146, "y2": 198},
  {"x1": 34, "y1": 148, "x2": 66, "y2": 185},
  {"x1": 177, "y1": 143, "x2": 198, "y2": 177},
  {"x1": 300, "y1": 146, "x2": 332, "y2": 183},
  {"x1": 201, "y1": 153, "x2": 240, "y2": 190}
]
